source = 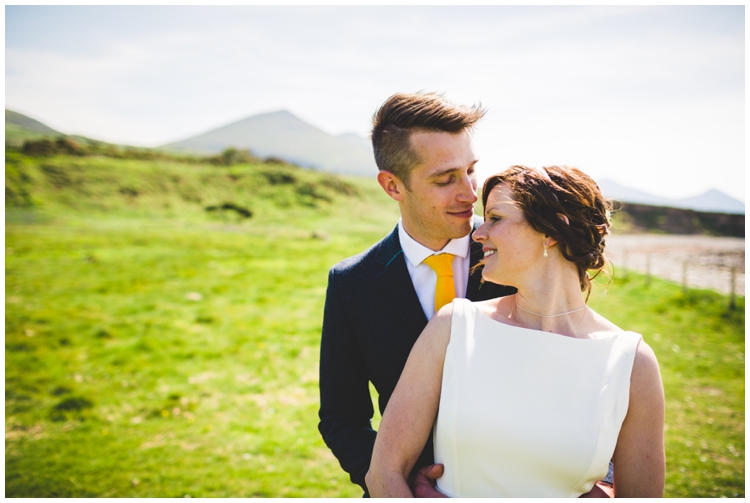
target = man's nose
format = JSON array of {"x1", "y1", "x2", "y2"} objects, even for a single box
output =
[{"x1": 457, "y1": 174, "x2": 478, "y2": 203}]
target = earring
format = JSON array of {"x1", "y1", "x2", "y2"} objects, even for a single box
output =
[{"x1": 543, "y1": 243, "x2": 548, "y2": 258}]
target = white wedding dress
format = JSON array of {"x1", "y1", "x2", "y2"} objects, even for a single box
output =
[{"x1": 433, "y1": 299, "x2": 641, "y2": 497}]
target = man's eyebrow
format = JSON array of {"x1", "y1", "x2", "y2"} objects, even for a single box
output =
[
  {"x1": 427, "y1": 160, "x2": 478, "y2": 179},
  {"x1": 427, "y1": 167, "x2": 459, "y2": 179}
]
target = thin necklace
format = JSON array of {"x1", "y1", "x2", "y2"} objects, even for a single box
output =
[{"x1": 514, "y1": 295, "x2": 588, "y2": 318}]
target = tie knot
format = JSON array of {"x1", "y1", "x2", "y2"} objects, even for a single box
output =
[{"x1": 423, "y1": 253, "x2": 455, "y2": 276}]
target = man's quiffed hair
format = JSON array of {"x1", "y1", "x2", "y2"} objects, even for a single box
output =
[{"x1": 371, "y1": 92, "x2": 485, "y2": 187}]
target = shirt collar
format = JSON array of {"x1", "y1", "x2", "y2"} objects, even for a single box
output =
[{"x1": 398, "y1": 219, "x2": 471, "y2": 268}]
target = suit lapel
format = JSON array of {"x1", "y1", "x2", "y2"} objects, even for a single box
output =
[
  {"x1": 374, "y1": 226, "x2": 429, "y2": 330},
  {"x1": 373, "y1": 220, "x2": 509, "y2": 328}
]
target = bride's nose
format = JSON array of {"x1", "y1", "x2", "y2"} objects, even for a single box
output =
[{"x1": 472, "y1": 221, "x2": 488, "y2": 243}]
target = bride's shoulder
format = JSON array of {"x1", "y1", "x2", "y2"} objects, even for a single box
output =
[
  {"x1": 586, "y1": 307, "x2": 625, "y2": 338},
  {"x1": 421, "y1": 302, "x2": 457, "y2": 347}
]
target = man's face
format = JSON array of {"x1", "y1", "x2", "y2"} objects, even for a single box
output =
[{"x1": 398, "y1": 130, "x2": 479, "y2": 251}]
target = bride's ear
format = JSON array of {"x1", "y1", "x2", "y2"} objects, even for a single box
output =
[{"x1": 544, "y1": 214, "x2": 569, "y2": 247}]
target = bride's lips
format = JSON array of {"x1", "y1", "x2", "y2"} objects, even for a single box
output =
[
  {"x1": 483, "y1": 249, "x2": 497, "y2": 258},
  {"x1": 448, "y1": 208, "x2": 475, "y2": 219}
]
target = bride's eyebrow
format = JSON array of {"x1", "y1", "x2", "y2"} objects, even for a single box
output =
[{"x1": 485, "y1": 202, "x2": 509, "y2": 211}]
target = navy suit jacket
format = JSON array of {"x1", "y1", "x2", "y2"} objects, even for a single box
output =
[{"x1": 318, "y1": 219, "x2": 516, "y2": 494}]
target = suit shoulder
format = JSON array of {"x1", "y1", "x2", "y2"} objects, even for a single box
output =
[
  {"x1": 330, "y1": 248, "x2": 372, "y2": 275},
  {"x1": 329, "y1": 232, "x2": 392, "y2": 277}
]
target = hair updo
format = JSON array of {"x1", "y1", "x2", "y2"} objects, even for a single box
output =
[{"x1": 481, "y1": 165, "x2": 613, "y2": 299}]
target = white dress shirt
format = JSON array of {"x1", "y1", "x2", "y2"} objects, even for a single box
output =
[{"x1": 398, "y1": 219, "x2": 471, "y2": 320}]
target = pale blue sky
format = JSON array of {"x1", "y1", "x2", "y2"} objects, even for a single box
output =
[{"x1": 5, "y1": 5, "x2": 745, "y2": 201}]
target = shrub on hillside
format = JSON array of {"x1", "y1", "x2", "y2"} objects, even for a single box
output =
[
  {"x1": 205, "y1": 202, "x2": 253, "y2": 219},
  {"x1": 261, "y1": 170, "x2": 297, "y2": 185},
  {"x1": 320, "y1": 177, "x2": 359, "y2": 196},
  {"x1": 264, "y1": 156, "x2": 288, "y2": 165},
  {"x1": 22, "y1": 137, "x2": 85, "y2": 157},
  {"x1": 210, "y1": 148, "x2": 259, "y2": 166}
]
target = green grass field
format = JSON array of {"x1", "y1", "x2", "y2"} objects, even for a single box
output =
[
  {"x1": 5, "y1": 153, "x2": 745, "y2": 496},
  {"x1": 588, "y1": 274, "x2": 744, "y2": 497}
]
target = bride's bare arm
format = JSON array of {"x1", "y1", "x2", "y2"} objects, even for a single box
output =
[
  {"x1": 365, "y1": 305, "x2": 453, "y2": 497},
  {"x1": 612, "y1": 341, "x2": 666, "y2": 497}
]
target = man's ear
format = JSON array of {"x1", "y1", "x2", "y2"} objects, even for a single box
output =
[{"x1": 377, "y1": 170, "x2": 405, "y2": 202}]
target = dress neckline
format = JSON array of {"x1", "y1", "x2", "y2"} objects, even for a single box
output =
[{"x1": 467, "y1": 299, "x2": 625, "y2": 342}]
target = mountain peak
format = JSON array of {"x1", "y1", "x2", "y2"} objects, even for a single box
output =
[
  {"x1": 161, "y1": 110, "x2": 376, "y2": 176},
  {"x1": 249, "y1": 109, "x2": 295, "y2": 118},
  {"x1": 701, "y1": 188, "x2": 732, "y2": 197}
]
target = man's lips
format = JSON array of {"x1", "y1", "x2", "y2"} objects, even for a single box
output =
[{"x1": 448, "y1": 208, "x2": 475, "y2": 218}]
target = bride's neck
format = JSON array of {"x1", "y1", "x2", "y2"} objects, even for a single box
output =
[{"x1": 508, "y1": 265, "x2": 588, "y2": 336}]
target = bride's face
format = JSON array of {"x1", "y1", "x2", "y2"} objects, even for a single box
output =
[{"x1": 473, "y1": 183, "x2": 545, "y2": 285}]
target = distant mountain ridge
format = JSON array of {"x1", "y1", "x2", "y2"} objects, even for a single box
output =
[
  {"x1": 598, "y1": 179, "x2": 744, "y2": 215},
  {"x1": 161, "y1": 110, "x2": 376, "y2": 177},
  {"x1": 336, "y1": 132, "x2": 372, "y2": 153},
  {"x1": 6, "y1": 109, "x2": 64, "y2": 146},
  {"x1": 6, "y1": 109, "x2": 125, "y2": 149},
  {"x1": 5, "y1": 108, "x2": 744, "y2": 214},
  {"x1": 6, "y1": 110, "x2": 61, "y2": 134}
]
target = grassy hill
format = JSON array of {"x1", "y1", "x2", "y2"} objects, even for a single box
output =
[
  {"x1": 5, "y1": 109, "x2": 149, "y2": 153},
  {"x1": 6, "y1": 110, "x2": 61, "y2": 134},
  {"x1": 6, "y1": 110, "x2": 63, "y2": 146},
  {"x1": 5, "y1": 149, "x2": 394, "y2": 232},
  {"x1": 4, "y1": 148, "x2": 744, "y2": 497}
]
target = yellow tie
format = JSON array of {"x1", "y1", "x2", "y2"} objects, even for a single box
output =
[{"x1": 423, "y1": 253, "x2": 456, "y2": 313}]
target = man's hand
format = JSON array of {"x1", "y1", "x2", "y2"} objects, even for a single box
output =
[
  {"x1": 409, "y1": 464, "x2": 613, "y2": 498},
  {"x1": 579, "y1": 481, "x2": 615, "y2": 498},
  {"x1": 409, "y1": 464, "x2": 447, "y2": 498}
]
